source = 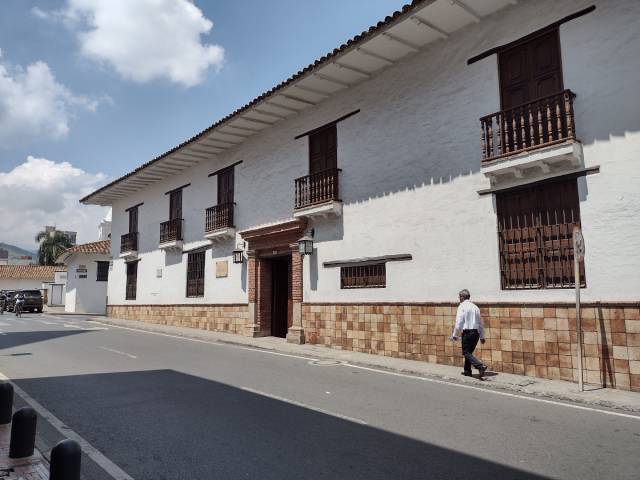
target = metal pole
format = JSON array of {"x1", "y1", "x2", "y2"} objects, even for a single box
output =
[{"x1": 575, "y1": 250, "x2": 584, "y2": 392}]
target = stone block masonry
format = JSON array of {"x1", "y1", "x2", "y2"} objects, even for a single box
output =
[
  {"x1": 301, "y1": 302, "x2": 640, "y2": 392},
  {"x1": 107, "y1": 304, "x2": 248, "y2": 335},
  {"x1": 107, "y1": 301, "x2": 640, "y2": 392}
]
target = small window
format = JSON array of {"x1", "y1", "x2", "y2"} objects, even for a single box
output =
[
  {"x1": 341, "y1": 263, "x2": 386, "y2": 289},
  {"x1": 186, "y1": 251, "x2": 205, "y2": 297},
  {"x1": 96, "y1": 261, "x2": 109, "y2": 282},
  {"x1": 125, "y1": 261, "x2": 138, "y2": 300}
]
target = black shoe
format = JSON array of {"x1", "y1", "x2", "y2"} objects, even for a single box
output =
[
  {"x1": 478, "y1": 366, "x2": 487, "y2": 379},
  {"x1": 461, "y1": 371, "x2": 472, "y2": 377}
]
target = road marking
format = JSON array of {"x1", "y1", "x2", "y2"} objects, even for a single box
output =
[
  {"x1": 98, "y1": 346, "x2": 137, "y2": 359},
  {"x1": 90, "y1": 321, "x2": 640, "y2": 421},
  {"x1": 0, "y1": 371, "x2": 133, "y2": 480},
  {"x1": 0, "y1": 322, "x2": 9, "y2": 326},
  {"x1": 241, "y1": 386, "x2": 367, "y2": 425},
  {"x1": 38, "y1": 320, "x2": 56, "y2": 325},
  {"x1": 341, "y1": 363, "x2": 640, "y2": 421},
  {"x1": 63, "y1": 323, "x2": 108, "y2": 331}
]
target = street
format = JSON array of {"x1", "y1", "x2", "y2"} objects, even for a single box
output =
[{"x1": 0, "y1": 313, "x2": 638, "y2": 480}]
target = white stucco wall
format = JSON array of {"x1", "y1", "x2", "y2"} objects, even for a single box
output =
[
  {"x1": 107, "y1": 0, "x2": 640, "y2": 306},
  {"x1": 65, "y1": 253, "x2": 110, "y2": 313},
  {"x1": 0, "y1": 279, "x2": 45, "y2": 291}
]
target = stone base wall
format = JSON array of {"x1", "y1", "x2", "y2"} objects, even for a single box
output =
[
  {"x1": 302, "y1": 302, "x2": 640, "y2": 392},
  {"x1": 107, "y1": 304, "x2": 248, "y2": 334}
]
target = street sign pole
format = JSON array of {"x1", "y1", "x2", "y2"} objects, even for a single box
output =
[{"x1": 573, "y1": 227, "x2": 585, "y2": 392}]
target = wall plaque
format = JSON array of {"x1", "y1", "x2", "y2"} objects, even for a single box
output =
[{"x1": 216, "y1": 260, "x2": 228, "y2": 278}]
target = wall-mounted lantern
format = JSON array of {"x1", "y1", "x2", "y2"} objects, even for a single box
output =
[
  {"x1": 232, "y1": 242, "x2": 245, "y2": 264},
  {"x1": 298, "y1": 228, "x2": 315, "y2": 256}
]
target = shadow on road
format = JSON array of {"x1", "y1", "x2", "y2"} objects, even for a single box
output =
[
  {"x1": 15, "y1": 369, "x2": 551, "y2": 480},
  {"x1": 0, "y1": 330, "x2": 91, "y2": 350}
]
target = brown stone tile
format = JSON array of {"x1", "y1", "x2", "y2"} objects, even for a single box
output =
[
  {"x1": 511, "y1": 340, "x2": 523, "y2": 352},
  {"x1": 544, "y1": 330, "x2": 558, "y2": 343},
  {"x1": 525, "y1": 364, "x2": 537, "y2": 377},
  {"x1": 548, "y1": 367, "x2": 561, "y2": 379},
  {"x1": 615, "y1": 373, "x2": 630, "y2": 388},
  {"x1": 545, "y1": 342, "x2": 559, "y2": 354},
  {"x1": 559, "y1": 355, "x2": 573, "y2": 368},
  {"x1": 610, "y1": 318, "x2": 627, "y2": 333},
  {"x1": 547, "y1": 354, "x2": 560, "y2": 368},
  {"x1": 533, "y1": 318, "x2": 545, "y2": 330},
  {"x1": 630, "y1": 361, "x2": 640, "y2": 375},
  {"x1": 625, "y1": 308, "x2": 640, "y2": 321},
  {"x1": 522, "y1": 340, "x2": 535, "y2": 353},
  {"x1": 631, "y1": 374, "x2": 640, "y2": 391},
  {"x1": 557, "y1": 330, "x2": 570, "y2": 343},
  {"x1": 625, "y1": 320, "x2": 640, "y2": 334},
  {"x1": 521, "y1": 318, "x2": 533, "y2": 330},
  {"x1": 626, "y1": 333, "x2": 640, "y2": 346},
  {"x1": 535, "y1": 353, "x2": 546, "y2": 366},
  {"x1": 585, "y1": 356, "x2": 601, "y2": 371},
  {"x1": 629, "y1": 346, "x2": 640, "y2": 361},
  {"x1": 535, "y1": 366, "x2": 548, "y2": 378},
  {"x1": 543, "y1": 307, "x2": 556, "y2": 317},
  {"x1": 523, "y1": 352, "x2": 535, "y2": 365}
]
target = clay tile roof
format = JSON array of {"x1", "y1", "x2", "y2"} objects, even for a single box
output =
[
  {"x1": 0, "y1": 265, "x2": 64, "y2": 281},
  {"x1": 55, "y1": 240, "x2": 111, "y2": 264},
  {"x1": 61, "y1": 240, "x2": 111, "y2": 256},
  {"x1": 81, "y1": 0, "x2": 430, "y2": 205}
]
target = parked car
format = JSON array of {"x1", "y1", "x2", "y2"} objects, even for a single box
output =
[
  {"x1": 21, "y1": 290, "x2": 44, "y2": 313},
  {"x1": 3, "y1": 291, "x2": 16, "y2": 312}
]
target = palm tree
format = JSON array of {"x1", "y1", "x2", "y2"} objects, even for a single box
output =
[{"x1": 35, "y1": 230, "x2": 73, "y2": 266}]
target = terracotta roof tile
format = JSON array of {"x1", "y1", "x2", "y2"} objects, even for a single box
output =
[
  {"x1": 0, "y1": 265, "x2": 64, "y2": 281},
  {"x1": 61, "y1": 240, "x2": 111, "y2": 256}
]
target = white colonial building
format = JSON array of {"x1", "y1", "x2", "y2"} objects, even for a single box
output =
[{"x1": 82, "y1": 0, "x2": 640, "y2": 390}]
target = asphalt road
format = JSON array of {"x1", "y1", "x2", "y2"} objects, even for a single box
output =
[{"x1": 0, "y1": 313, "x2": 638, "y2": 480}]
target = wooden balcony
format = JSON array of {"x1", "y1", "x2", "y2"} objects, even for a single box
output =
[
  {"x1": 480, "y1": 90, "x2": 577, "y2": 166},
  {"x1": 120, "y1": 232, "x2": 138, "y2": 258},
  {"x1": 293, "y1": 168, "x2": 342, "y2": 218},
  {"x1": 159, "y1": 218, "x2": 183, "y2": 249},
  {"x1": 204, "y1": 203, "x2": 235, "y2": 241}
]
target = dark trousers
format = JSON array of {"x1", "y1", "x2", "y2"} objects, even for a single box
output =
[{"x1": 461, "y1": 329, "x2": 484, "y2": 373}]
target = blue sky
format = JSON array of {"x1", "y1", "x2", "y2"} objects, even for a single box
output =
[{"x1": 0, "y1": 0, "x2": 407, "y2": 249}]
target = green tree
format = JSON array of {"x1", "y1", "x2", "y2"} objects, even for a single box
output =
[{"x1": 35, "y1": 230, "x2": 73, "y2": 266}]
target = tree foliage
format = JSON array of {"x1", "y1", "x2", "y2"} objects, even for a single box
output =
[{"x1": 35, "y1": 230, "x2": 73, "y2": 266}]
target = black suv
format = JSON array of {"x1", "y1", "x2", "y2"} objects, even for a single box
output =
[{"x1": 20, "y1": 290, "x2": 44, "y2": 313}]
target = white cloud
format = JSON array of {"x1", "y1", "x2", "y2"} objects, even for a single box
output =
[
  {"x1": 0, "y1": 58, "x2": 105, "y2": 148},
  {"x1": 60, "y1": 0, "x2": 225, "y2": 87},
  {"x1": 0, "y1": 156, "x2": 109, "y2": 250}
]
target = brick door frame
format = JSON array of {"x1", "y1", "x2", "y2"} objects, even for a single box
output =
[{"x1": 240, "y1": 219, "x2": 307, "y2": 343}]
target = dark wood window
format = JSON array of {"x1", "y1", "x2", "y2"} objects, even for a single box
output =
[
  {"x1": 499, "y1": 29, "x2": 563, "y2": 110},
  {"x1": 217, "y1": 167, "x2": 234, "y2": 205},
  {"x1": 128, "y1": 207, "x2": 138, "y2": 233},
  {"x1": 96, "y1": 261, "x2": 109, "y2": 282},
  {"x1": 309, "y1": 125, "x2": 337, "y2": 174},
  {"x1": 125, "y1": 261, "x2": 138, "y2": 300},
  {"x1": 186, "y1": 251, "x2": 205, "y2": 297},
  {"x1": 497, "y1": 178, "x2": 585, "y2": 290},
  {"x1": 341, "y1": 263, "x2": 386, "y2": 289},
  {"x1": 169, "y1": 190, "x2": 182, "y2": 220}
]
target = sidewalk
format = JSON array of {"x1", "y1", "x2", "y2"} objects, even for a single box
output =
[
  {"x1": 0, "y1": 425, "x2": 48, "y2": 480},
  {"x1": 91, "y1": 316, "x2": 640, "y2": 414}
]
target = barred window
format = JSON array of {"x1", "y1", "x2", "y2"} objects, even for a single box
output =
[
  {"x1": 341, "y1": 263, "x2": 386, "y2": 289},
  {"x1": 497, "y1": 178, "x2": 586, "y2": 290},
  {"x1": 186, "y1": 251, "x2": 205, "y2": 297},
  {"x1": 125, "y1": 261, "x2": 138, "y2": 300},
  {"x1": 96, "y1": 261, "x2": 109, "y2": 282}
]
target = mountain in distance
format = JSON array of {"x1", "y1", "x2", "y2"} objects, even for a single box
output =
[{"x1": 0, "y1": 242, "x2": 37, "y2": 262}]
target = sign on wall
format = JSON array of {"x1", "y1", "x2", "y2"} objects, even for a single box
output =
[
  {"x1": 76, "y1": 264, "x2": 87, "y2": 279},
  {"x1": 216, "y1": 261, "x2": 228, "y2": 278}
]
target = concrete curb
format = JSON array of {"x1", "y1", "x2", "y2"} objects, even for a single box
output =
[{"x1": 90, "y1": 316, "x2": 640, "y2": 414}]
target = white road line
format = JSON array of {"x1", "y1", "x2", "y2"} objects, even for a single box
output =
[
  {"x1": 98, "y1": 346, "x2": 137, "y2": 359},
  {"x1": 38, "y1": 320, "x2": 56, "y2": 325},
  {"x1": 0, "y1": 371, "x2": 133, "y2": 480},
  {"x1": 63, "y1": 323, "x2": 108, "y2": 331},
  {"x1": 0, "y1": 322, "x2": 10, "y2": 326},
  {"x1": 241, "y1": 386, "x2": 367, "y2": 425},
  {"x1": 90, "y1": 321, "x2": 640, "y2": 421},
  {"x1": 341, "y1": 363, "x2": 640, "y2": 421}
]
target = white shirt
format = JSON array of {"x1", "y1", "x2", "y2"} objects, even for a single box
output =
[{"x1": 452, "y1": 300, "x2": 484, "y2": 339}]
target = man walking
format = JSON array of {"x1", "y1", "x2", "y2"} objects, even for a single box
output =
[{"x1": 450, "y1": 289, "x2": 487, "y2": 378}]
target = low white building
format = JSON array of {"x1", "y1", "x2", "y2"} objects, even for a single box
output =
[
  {"x1": 0, "y1": 266, "x2": 65, "y2": 306},
  {"x1": 55, "y1": 240, "x2": 111, "y2": 314},
  {"x1": 81, "y1": 0, "x2": 640, "y2": 391}
]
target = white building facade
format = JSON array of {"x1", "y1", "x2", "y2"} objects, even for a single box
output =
[
  {"x1": 83, "y1": 0, "x2": 640, "y2": 391},
  {"x1": 56, "y1": 241, "x2": 111, "y2": 314}
]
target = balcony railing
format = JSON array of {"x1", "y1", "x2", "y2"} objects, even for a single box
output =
[
  {"x1": 120, "y1": 232, "x2": 138, "y2": 253},
  {"x1": 160, "y1": 218, "x2": 183, "y2": 244},
  {"x1": 480, "y1": 89, "x2": 576, "y2": 164},
  {"x1": 205, "y1": 202, "x2": 234, "y2": 232},
  {"x1": 294, "y1": 168, "x2": 341, "y2": 209}
]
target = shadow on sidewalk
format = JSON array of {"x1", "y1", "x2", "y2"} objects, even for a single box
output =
[{"x1": 15, "y1": 369, "x2": 551, "y2": 480}]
